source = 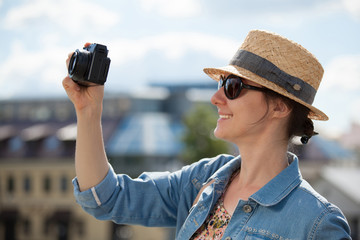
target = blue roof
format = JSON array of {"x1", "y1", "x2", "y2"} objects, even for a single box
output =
[{"x1": 106, "y1": 113, "x2": 183, "y2": 156}]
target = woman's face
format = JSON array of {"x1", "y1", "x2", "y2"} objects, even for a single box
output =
[{"x1": 211, "y1": 76, "x2": 269, "y2": 144}]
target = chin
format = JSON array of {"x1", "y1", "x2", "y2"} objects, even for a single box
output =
[
  {"x1": 214, "y1": 128, "x2": 228, "y2": 141},
  {"x1": 214, "y1": 127, "x2": 241, "y2": 145}
]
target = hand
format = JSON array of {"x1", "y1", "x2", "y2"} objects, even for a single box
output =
[{"x1": 62, "y1": 43, "x2": 104, "y2": 114}]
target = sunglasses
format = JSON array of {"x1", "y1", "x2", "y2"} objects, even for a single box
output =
[{"x1": 218, "y1": 75, "x2": 266, "y2": 100}]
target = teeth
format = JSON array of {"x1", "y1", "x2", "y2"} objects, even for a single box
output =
[{"x1": 219, "y1": 115, "x2": 232, "y2": 119}]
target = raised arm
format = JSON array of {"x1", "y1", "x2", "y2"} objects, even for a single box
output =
[{"x1": 62, "y1": 45, "x2": 109, "y2": 191}]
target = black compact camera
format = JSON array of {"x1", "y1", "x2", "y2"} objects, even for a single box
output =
[{"x1": 68, "y1": 43, "x2": 111, "y2": 86}]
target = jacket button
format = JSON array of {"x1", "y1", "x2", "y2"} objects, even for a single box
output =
[
  {"x1": 224, "y1": 237, "x2": 232, "y2": 240},
  {"x1": 243, "y1": 204, "x2": 252, "y2": 213}
]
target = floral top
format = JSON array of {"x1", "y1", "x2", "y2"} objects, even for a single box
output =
[
  {"x1": 190, "y1": 195, "x2": 232, "y2": 239},
  {"x1": 191, "y1": 170, "x2": 239, "y2": 240}
]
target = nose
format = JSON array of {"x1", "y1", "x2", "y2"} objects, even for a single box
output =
[{"x1": 211, "y1": 86, "x2": 226, "y2": 106}]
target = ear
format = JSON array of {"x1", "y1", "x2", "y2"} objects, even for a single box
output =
[{"x1": 271, "y1": 98, "x2": 292, "y2": 119}]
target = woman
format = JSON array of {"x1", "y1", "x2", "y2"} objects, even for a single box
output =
[{"x1": 63, "y1": 30, "x2": 351, "y2": 239}]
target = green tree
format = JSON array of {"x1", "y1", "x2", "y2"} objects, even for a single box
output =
[{"x1": 181, "y1": 103, "x2": 230, "y2": 164}]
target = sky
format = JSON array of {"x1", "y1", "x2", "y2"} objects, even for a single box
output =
[{"x1": 0, "y1": 0, "x2": 360, "y2": 136}]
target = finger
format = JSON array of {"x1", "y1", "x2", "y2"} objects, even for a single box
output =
[
  {"x1": 66, "y1": 52, "x2": 74, "y2": 68},
  {"x1": 84, "y1": 42, "x2": 92, "y2": 47},
  {"x1": 62, "y1": 76, "x2": 73, "y2": 90},
  {"x1": 62, "y1": 76, "x2": 80, "y2": 92}
]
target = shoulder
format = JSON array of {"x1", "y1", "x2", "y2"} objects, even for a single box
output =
[
  {"x1": 189, "y1": 154, "x2": 236, "y2": 172},
  {"x1": 179, "y1": 154, "x2": 236, "y2": 190},
  {"x1": 296, "y1": 179, "x2": 339, "y2": 212},
  {"x1": 292, "y1": 180, "x2": 351, "y2": 239}
]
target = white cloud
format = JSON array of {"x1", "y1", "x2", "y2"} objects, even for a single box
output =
[
  {"x1": 138, "y1": 0, "x2": 201, "y2": 18},
  {"x1": 322, "y1": 54, "x2": 360, "y2": 90},
  {"x1": 108, "y1": 32, "x2": 238, "y2": 65},
  {"x1": 250, "y1": 0, "x2": 356, "y2": 27},
  {"x1": 342, "y1": 0, "x2": 360, "y2": 20},
  {"x1": 0, "y1": 39, "x2": 68, "y2": 98},
  {"x1": 215, "y1": 0, "x2": 357, "y2": 26},
  {"x1": 245, "y1": 0, "x2": 343, "y2": 27},
  {"x1": 3, "y1": 0, "x2": 119, "y2": 31}
]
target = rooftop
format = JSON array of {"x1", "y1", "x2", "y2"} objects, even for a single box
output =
[{"x1": 321, "y1": 166, "x2": 360, "y2": 205}]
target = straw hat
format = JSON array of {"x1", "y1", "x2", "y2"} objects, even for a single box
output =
[{"x1": 204, "y1": 30, "x2": 328, "y2": 121}]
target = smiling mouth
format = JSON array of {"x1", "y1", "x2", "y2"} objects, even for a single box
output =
[{"x1": 219, "y1": 114, "x2": 233, "y2": 119}]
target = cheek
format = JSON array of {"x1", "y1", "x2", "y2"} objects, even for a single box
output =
[
  {"x1": 213, "y1": 94, "x2": 269, "y2": 141},
  {"x1": 233, "y1": 95, "x2": 268, "y2": 124}
]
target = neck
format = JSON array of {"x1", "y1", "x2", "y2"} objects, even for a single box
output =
[{"x1": 234, "y1": 134, "x2": 289, "y2": 192}]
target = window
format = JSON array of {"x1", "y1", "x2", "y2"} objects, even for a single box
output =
[
  {"x1": 113, "y1": 224, "x2": 133, "y2": 240},
  {"x1": 7, "y1": 175, "x2": 15, "y2": 193},
  {"x1": 77, "y1": 221, "x2": 84, "y2": 236},
  {"x1": 43, "y1": 218, "x2": 50, "y2": 235},
  {"x1": 23, "y1": 218, "x2": 31, "y2": 235},
  {"x1": 60, "y1": 175, "x2": 68, "y2": 193},
  {"x1": 43, "y1": 176, "x2": 51, "y2": 193},
  {"x1": 24, "y1": 175, "x2": 31, "y2": 193},
  {"x1": 9, "y1": 137, "x2": 23, "y2": 152},
  {"x1": 44, "y1": 136, "x2": 60, "y2": 151}
]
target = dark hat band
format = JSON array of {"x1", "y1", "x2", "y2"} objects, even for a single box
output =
[{"x1": 230, "y1": 50, "x2": 316, "y2": 104}]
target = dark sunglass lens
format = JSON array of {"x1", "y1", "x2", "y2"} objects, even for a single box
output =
[{"x1": 225, "y1": 77, "x2": 241, "y2": 99}]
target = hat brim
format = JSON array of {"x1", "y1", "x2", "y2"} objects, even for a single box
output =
[{"x1": 204, "y1": 65, "x2": 328, "y2": 121}]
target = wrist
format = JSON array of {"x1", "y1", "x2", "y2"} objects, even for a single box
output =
[{"x1": 76, "y1": 104, "x2": 103, "y2": 122}]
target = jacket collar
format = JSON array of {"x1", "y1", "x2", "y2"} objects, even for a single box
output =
[
  {"x1": 209, "y1": 155, "x2": 242, "y2": 185},
  {"x1": 249, "y1": 153, "x2": 302, "y2": 206},
  {"x1": 210, "y1": 153, "x2": 302, "y2": 207}
]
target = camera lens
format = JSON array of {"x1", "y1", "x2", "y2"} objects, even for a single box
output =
[
  {"x1": 68, "y1": 49, "x2": 91, "y2": 81},
  {"x1": 68, "y1": 51, "x2": 78, "y2": 75}
]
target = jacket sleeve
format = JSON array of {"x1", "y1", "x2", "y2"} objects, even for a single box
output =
[
  {"x1": 309, "y1": 204, "x2": 352, "y2": 240},
  {"x1": 73, "y1": 164, "x2": 187, "y2": 227},
  {"x1": 72, "y1": 155, "x2": 234, "y2": 228}
]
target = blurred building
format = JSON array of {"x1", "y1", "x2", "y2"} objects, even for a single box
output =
[
  {"x1": 1, "y1": 82, "x2": 359, "y2": 240},
  {"x1": 340, "y1": 122, "x2": 360, "y2": 159}
]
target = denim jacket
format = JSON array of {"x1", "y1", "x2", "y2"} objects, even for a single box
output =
[{"x1": 73, "y1": 153, "x2": 351, "y2": 239}]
